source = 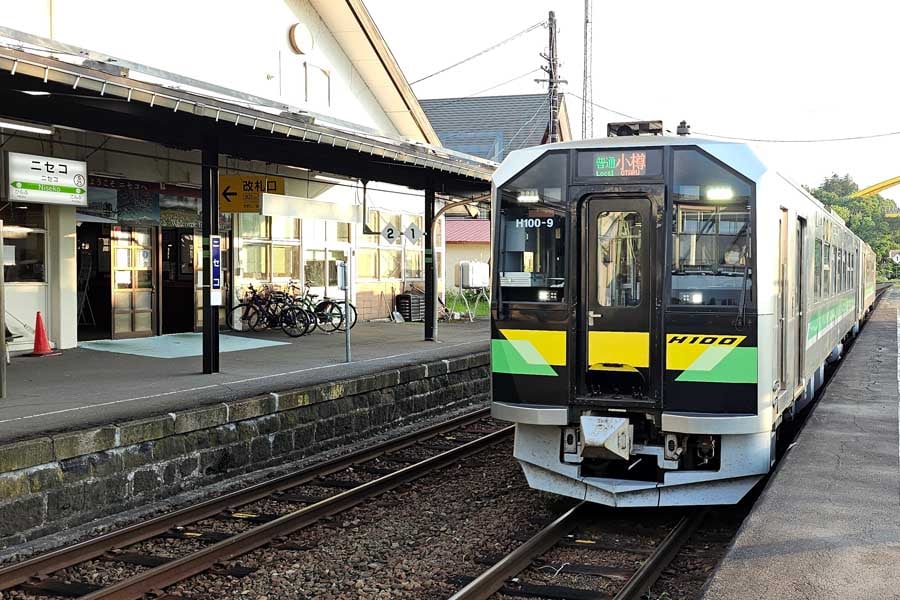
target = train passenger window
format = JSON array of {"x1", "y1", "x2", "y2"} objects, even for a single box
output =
[
  {"x1": 596, "y1": 211, "x2": 642, "y2": 306},
  {"x1": 823, "y1": 243, "x2": 832, "y2": 297},
  {"x1": 814, "y1": 240, "x2": 822, "y2": 300},
  {"x1": 670, "y1": 205, "x2": 750, "y2": 306}
]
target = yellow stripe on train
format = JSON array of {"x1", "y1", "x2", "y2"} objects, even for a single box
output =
[
  {"x1": 588, "y1": 331, "x2": 650, "y2": 369},
  {"x1": 665, "y1": 334, "x2": 746, "y2": 371}
]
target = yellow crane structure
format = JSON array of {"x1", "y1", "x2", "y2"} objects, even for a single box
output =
[
  {"x1": 851, "y1": 176, "x2": 900, "y2": 198},
  {"x1": 851, "y1": 177, "x2": 900, "y2": 218}
]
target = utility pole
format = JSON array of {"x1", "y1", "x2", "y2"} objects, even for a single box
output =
[
  {"x1": 582, "y1": 0, "x2": 593, "y2": 139},
  {"x1": 537, "y1": 11, "x2": 566, "y2": 143}
]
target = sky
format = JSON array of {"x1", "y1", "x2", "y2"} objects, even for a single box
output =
[{"x1": 366, "y1": 0, "x2": 900, "y2": 205}]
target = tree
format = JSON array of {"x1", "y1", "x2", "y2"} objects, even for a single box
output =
[{"x1": 807, "y1": 173, "x2": 900, "y2": 280}]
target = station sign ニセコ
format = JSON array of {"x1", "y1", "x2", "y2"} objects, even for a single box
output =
[
  {"x1": 7, "y1": 152, "x2": 88, "y2": 206},
  {"x1": 218, "y1": 174, "x2": 285, "y2": 213},
  {"x1": 210, "y1": 235, "x2": 223, "y2": 306}
]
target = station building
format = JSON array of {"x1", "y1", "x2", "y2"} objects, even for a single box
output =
[{"x1": 0, "y1": 0, "x2": 491, "y2": 352}]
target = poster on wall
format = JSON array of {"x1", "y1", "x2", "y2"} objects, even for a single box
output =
[
  {"x1": 83, "y1": 187, "x2": 118, "y2": 221},
  {"x1": 7, "y1": 152, "x2": 88, "y2": 206},
  {"x1": 160, "y1": 194, "x2": 201, "y2": 228}
]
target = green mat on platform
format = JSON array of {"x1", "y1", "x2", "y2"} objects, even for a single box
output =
[{"x1": 79, "y1": 333, "x2": 289, "y2": 359}]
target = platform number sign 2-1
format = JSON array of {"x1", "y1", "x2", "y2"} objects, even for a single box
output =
[{"x1": 381, "y1": 223, "x2": 401, "y2": 244}]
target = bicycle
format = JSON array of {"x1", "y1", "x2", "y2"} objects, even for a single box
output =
[
  {"x1": 226, "y1": 283, "x2": 310, "y2": 337},
  {"x1": 286, "y1": 280, "x2": 344, "y2": 333}
]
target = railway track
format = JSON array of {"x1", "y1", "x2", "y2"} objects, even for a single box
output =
[
  {"x1": 0, "y1": 408, "x2": 512, "y2": 600},
  {"x1": 449, "y1": 504, "x2": 706, "y2": 600}
]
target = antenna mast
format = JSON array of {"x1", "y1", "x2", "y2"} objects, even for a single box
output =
[{"x1": 581, "y1": 0, "x2": 593, "y2": 139}]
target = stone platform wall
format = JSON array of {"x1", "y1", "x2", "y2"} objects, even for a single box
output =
[{"x1": 0, "y1": 352, "x2": 489, "y2": 548}]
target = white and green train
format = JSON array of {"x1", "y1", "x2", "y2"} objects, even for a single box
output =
[{"x1": 490, "y1": 126, "x2": 877, "y2": 507}]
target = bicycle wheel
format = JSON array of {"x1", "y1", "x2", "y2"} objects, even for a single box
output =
[
  {"x1": 315, "y1": 300, "x2": 344, "y2": 332},
  {"x1": 227, "y1": 303, "x2": 260, "y2": 332},
  {"x1": 335, "y1": 301, "x2": 358, "y2": 331},
  {"x1": 280, "y1": 305, "x2": 310, "y2": 337},
  {"x1": 302, "y1": 308, "x2": 317, "y2": 335}
]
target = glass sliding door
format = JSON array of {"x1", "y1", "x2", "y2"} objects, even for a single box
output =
[{"x1": 111, "y1": 225, "x2": 157, "y2": 338}]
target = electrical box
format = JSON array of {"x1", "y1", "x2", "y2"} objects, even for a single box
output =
[
  {"x1": 336, "y1": 261, "x2": 347, "y2": 291},
  {"x1": 459, "y1": 261, "x2": 490, "y2": 289}
]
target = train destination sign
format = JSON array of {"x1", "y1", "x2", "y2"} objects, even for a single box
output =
[
  {"x1": 595, "y1": 151, "x2": 648, "y2": 176},
  {"x1": 577, "y1": 149, "x2": 662, "y2": 178}
]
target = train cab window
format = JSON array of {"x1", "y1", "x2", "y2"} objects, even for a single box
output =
[
  {"x1": 596, "y1": 211, "x2": 642, "y2": 306},
  {"x1": 497, "y1": 153, "x2": 567, "y2": 302},
  {"x1": 669, "y1": 149, "x2": 753, "y2": 307},
  {"x1": 670, "y1": 206, "x2": 750, "y2": 305}
]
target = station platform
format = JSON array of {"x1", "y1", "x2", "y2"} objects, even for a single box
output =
[
  {"x1": 0, "y1": 320, "x2": 488, "y2": 443},
  {"x1": 703, "y1": 287, "x2": 899, "y2": 600}
]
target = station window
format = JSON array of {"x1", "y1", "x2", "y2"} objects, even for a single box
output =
[
  {"x1": 357, "y1": 247, "x2": 378, "y2": 279},
  {"x1": 596, "y1": 211, "x2": 642, "y2": 307},
  {"x1": 379, "y1": 248, "x2": 402, "y2": 279},
  {"x1": 1, "y1": 203, "x2": 46, "y2": 283}
]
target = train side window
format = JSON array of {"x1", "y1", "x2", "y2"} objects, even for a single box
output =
[
  {"x1": 596, "y1": 211, "x2": 642, "y2": 307},
  {"x1": 823, "y1": 243, "x2": 832, "y2": 297},
  {"x1": 832, "y1": 246, "x2": 837, "y2": 295},
  {"x1": 814, "y1": 239, "x2": 822, "y2": 301}
]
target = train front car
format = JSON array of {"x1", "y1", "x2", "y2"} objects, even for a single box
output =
[{"x1": 491, "y1": 136, "x2": 772, "y2": 507}]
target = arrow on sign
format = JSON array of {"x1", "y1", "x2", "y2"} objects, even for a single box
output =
[{"x1": 222, "y1": 185, "x2": 237, "y2": 203}]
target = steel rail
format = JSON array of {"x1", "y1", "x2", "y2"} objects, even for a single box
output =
[
  {"x1": 448, "y1": 502, "x2": 587, "y2": 600},
  {"x1": 612, "y1": 510, "x2": 707, "y2": 600},
  {"x1": 80, "y1": 425, "x2": 514, "y2": 600},
  {"x1": 0, "y1": 407, "x2": 491, "y2": 590}
]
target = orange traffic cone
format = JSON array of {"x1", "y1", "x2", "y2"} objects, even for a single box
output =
[{"x1": 29, "y1": 312, "x2": 59, "y2": 357}]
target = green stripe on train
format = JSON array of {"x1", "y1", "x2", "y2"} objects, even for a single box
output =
[
  {"x1": 491, "y1": 339, "x2": 557, "y2": 377},
  {"x1": 675, "y1": 347, "x2": 758, "y2": 384},
  {"x1": 806, "y1": 297, "x2": 855, "y2": 341}
]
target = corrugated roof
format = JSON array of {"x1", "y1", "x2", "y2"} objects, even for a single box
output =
[
  {"x1": 446, "y1": 218, "x2": 490, "y2": 243},
  {"x1": 420, "y1": 94, "x2": 559, "y2": 162}
]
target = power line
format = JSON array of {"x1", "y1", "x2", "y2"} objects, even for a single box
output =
[
  {"x1": 495, "y1": 95, "x2": 550, "y2": 160},
  {"x1": 422, "y1": 68, "x2": 542, "y2": 108},
  {"x1": 410, "y1": 21, "x2": 545, "y2": 85},
  {"x1": 565, "y1": 92, "x2": 638, "y2": 122},
  {"x1": 567, "y1": 92, "x2": 900, "y2": 143},
  {"x1": 689, "y1": 129, "x2": 900, "y2": 144}
]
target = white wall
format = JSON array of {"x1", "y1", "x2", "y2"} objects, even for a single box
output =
[{"x1": 4, "y1": 0, "x2": 399, "y2": 136}]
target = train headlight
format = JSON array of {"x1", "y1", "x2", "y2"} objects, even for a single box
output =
[
  {"x1": 705, "y1": 186, "x2": 734, "y2": 201},
  {"x1": 516, "y1": 189, "x2": 540, "y2": 203},
  {"x1": 691, "y1": 292, "x2": 703, "y2": 304}
]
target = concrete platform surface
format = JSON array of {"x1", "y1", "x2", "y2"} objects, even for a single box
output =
[
  {"x1": 0, "y1": 321, "x2": 488, "y2": 442},
  {"x1": 703, "y1": 287, "x2": 900, "y2": 600}
]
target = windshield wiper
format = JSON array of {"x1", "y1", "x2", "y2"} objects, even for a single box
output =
[{"x1": 733, "y1": 215, "x2": 752, "y2": 328}]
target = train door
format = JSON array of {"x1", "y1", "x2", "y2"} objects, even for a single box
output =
[
  {"x1": 776, "y1": 209, "x2": 789, "y2": 396},
  {"x1": 582, "y1": 194, "x2": 658, "y2": 405},
  {"x1": 795, "y1": 218, "x2": 806, "y2": 392}
]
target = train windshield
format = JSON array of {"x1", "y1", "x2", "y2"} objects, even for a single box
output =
[
  {"x1": 670, "y1": 149, "x2": 753, "y2": 306},
  {"x1": 497, "y1": 153, "x2": 567, "y2": 302}
]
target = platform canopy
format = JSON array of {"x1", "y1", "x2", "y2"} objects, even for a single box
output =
[{"x1": 0, "y1": 29, "x2": 495, "y2": 197}]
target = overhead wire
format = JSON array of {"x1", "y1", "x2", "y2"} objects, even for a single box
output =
[
  {"x1": 410, "y1": 21, "x2": 546, "y2": 85},
  {"x1": 494, "y1": 95, "x2": 550, "y2": 160},
  {"x1": 422, "y1": 68, "x2": 542, "y2": 108},
  {"x1": 566, "y1": 92, "x2": 900, "y2": 144}
]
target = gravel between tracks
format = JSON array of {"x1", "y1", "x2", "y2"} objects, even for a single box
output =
[{"x1": 174, "y1": 440, "x2": 558, "y2": 600}]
